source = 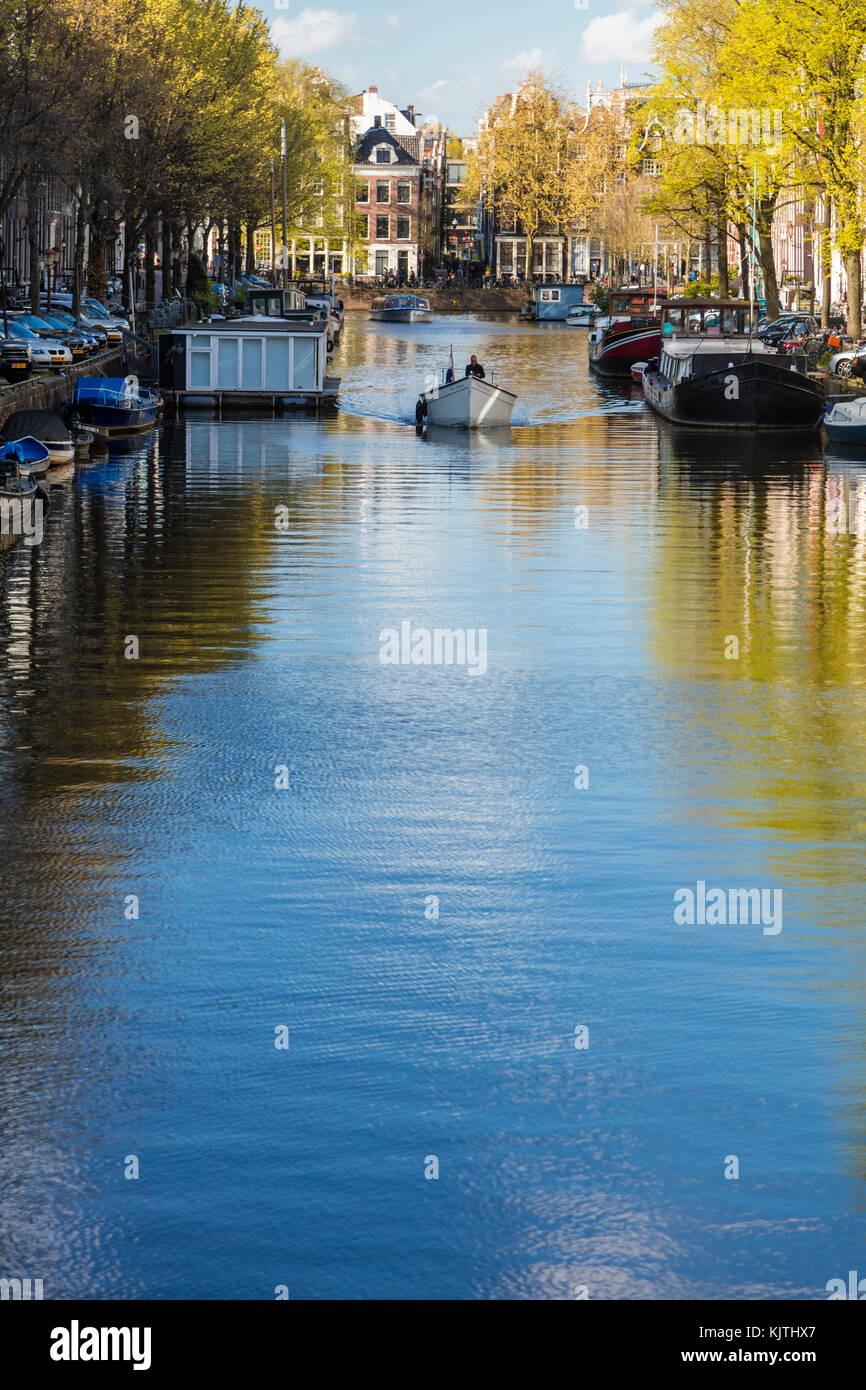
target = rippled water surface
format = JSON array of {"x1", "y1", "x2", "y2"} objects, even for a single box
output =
[{"x1": 1, "y1": 314, "x2": 864, "y2": 1299}]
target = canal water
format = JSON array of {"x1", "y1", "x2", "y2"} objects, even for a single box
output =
[{"x1": 1, "y1": 314, "x2": 864, "y2": 1300}]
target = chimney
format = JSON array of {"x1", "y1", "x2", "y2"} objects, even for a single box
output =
[
  {"x1": 373, "y1": 115, "x2": 382, "y2": 128},
  {"x1": 368, "y1": 85, "x2": 378, "y2": 94},
  {"x1": 407, "y1": 104, "x2": 415, "y2": 125}
]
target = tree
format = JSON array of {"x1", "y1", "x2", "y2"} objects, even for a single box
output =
[{"x1": 467, "y1": 69, "x2": 578, "y2": 277}]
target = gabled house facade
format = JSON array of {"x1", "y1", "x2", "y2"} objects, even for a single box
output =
[{"x1": 350, "y1": 86, "x2": 445, "y2": 280}]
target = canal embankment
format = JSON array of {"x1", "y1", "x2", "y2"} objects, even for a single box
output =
[
  {"x1": 0, "y1": 349, "x2": 125, "y2": 430},
  {"x1": 341, "y1": 284, "x2": 529, "y2": 314}
]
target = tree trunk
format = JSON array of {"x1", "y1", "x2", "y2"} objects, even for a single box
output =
[
  {"x1": 245, "y1": 218, "x2": 256, "y2": 275},
  {"x1": 716, "y1": 207, "x2": 729, "y2": 299},
  {"x1": 736, "y1": 222, "x2": 749, "y2": 300},
  {"x1": 145, "y1": 223, "x2": 156, "y2": 308},
  {"x1": 73, "y1": 181, "x2": 88, "y2": 318},
  {"x1": 703, "y1": 222, "x2": 712, "y2": 286},
  {"x1": 816, "y1": 198, "x2": 831, "y2": 327},
  {"x1": 844, "y1": 251, "x2": 862, "y2": 339},
  {"x1": 122, "y1": 236, "x2": 136, "y2": 317},
  {"x1": 27, "y1": 176, "x2": 41, "y2": 313},
  {"x1": 756, "y1": 198, "x2": 780, "y2": 321},
  {"x1": 89, "y1": 207, "x2": 108, "y2": 305},
  {"x1": 162, "y1": 220, "x2": 172, "y2": 299}
]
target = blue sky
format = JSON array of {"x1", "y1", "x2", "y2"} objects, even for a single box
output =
[{"x1": 268, "y1": 0, "x2": 662, "y2": 133}]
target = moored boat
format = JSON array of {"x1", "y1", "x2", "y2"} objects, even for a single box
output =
[
  {"x1": 72, "y1": 377, "x2": 161, "y2": 436},
  {"x1": 0, "y1": 462, "x2": 49, "y2": 549},
  {"x1": 824, "y1": 396, "x2": 866, "y2": 444},
  {"x1": 0, "y1": 436, "x2": 51, "y2": 476},
  {"x1": 416, "y1": 369, "x2": 516, "y2": 428},
  {"x1": 567, "y1": 304, "x2": 602, "y2": 328},
  {"x1": 369, "y1": 294, "x2": 433, "y2": 324},
  {"x1": 641, "y1": 299, "x2": 825, "y2": 430},
  {"x1": 0, "y1": 410, "x2": 76, "y2": 465},
  {"x1": 588, "y1": 287, "x2": 666, "y2": 377}
]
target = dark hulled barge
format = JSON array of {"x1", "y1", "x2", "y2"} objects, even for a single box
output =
[{"x1": 640, "y1": 300, "x2": 824, "y2": 431}]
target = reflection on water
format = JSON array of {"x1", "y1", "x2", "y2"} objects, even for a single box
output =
[{"x1": 0, "y1": 318, "x2": 865, "y2": 1300}]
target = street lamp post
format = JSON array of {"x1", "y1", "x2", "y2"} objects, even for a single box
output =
[
  {"x1": 281, "y1": 119, "x2": 288, "y2": 290},
  {"x1": 270, "y1": 158, "x2": 277, "y2": 287}
]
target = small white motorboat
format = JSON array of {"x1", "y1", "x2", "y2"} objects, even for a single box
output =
[
  {"x1": 630, "y1": 361, "x2": 648, "y2": 382},
  {"x1": 825, "y1": 396, "x2": 866, "y2": 445},
  {"x1": 567, "y1": 304, "x2": 602, "y2": 328},
  {"x1": 416, "y1": 369, "x2": 516, "y2": 429},
  {"x1": 370, "y1": 294, "x2": 433, "y2": 324}
]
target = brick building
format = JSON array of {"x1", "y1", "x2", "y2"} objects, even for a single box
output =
[{"x1": 350, "y1": 86, "x2": 445, "y2": 280}]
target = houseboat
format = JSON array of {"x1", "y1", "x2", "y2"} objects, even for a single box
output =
[
  {"x1": 524, "y1": 283, "x2": 588, "y2": 322},
  {"x1": 588, "y1": 287, "x2": 666, "y2": 377},
  {"x1": 640, "y1": 299, "x2": 825, "y2": 430},
  {"x1": 369, "y1": 294, "x2": 432, "y2": 324},
  {"x1": 157, "y1": 315, "x2": 336, "y2": 410}
]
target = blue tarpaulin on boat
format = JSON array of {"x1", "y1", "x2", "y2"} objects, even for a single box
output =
[{"x1": 73, "y1": 378, "x2": 131, "y2": 400}]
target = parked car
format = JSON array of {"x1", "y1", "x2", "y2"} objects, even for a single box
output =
[
  {"x1": 760, "y1": 313, "x2": 818, "y2": 345},
  {"x1": 38, "y1": 311, "x2": 103, "y2": 352},
  {"x1": 828, "y1": 345, "x2": 865, "y2": 378},
  {"x1": 0, "y1": 337, "x2": 33, "y2": 382},
  {"x1": 3, "y1": 320, "x2": 72, "y2": 367},
  {"x1": 11, "y1": 312, "x2": 90, "y2": 361},
  {"x1": 42, "y1": 294, "x2": 127, "y2": 340}
]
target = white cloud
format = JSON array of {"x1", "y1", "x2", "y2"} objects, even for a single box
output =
[
  {"x1": 383, "y1": 11, "x2": 400, "y2": 28},
  {"x1": 272, "y1": 9, "x2": 359, "y2": 55},
  {"x1": 580, "y1": 10, "x2": 661, "y2": 63},
  {"x1": 502, "y1": 47, "x2": 550, "y2": 74}
]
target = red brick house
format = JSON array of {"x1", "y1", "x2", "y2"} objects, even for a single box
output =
[{"x1": 352, "y1": 122, "x2": 425, "y2": 281}]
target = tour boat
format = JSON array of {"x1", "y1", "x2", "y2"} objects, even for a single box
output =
[
  {"x1": 416, "y1": 370, "x2": 516, "y2": 428},
  {"x1": 0, "y1": 410, "x2": 76, "y2": 465},
  {"x1": 369, "y1": 294, "x2": 433, "y2": 324},
  {"x1": 641, "y1": 299, "x2": 825, "y2": 430},
  {"x1": 72, "y1": 377, "x2": 161, "y2": 436},
  {"x1": 588, "y1": 287, "x2": 666, "y2": 377},
  {"x1": 824, "y1": 396, "x2": 866, "y2": 445}
]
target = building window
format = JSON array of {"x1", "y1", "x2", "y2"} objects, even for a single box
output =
[
  {"x1": 396, "y1": 216, "x2": 410, "y2": 240},
  {"x1": 642, "y1": 159, "x2": 660, "y2": 177},
  {"x1": 385, "y1": 113, "x2": 395, "y2": 131},
  {"x1": 375, "y1": 250, "x2": 388, "y2": 275},
  {"x1": 358, "y1": 214, "x2": 369, "y2": 239},
  {"x1": 396, "y1": 181, "x2": 411, "y2": 204},
  {"x1": 356, "y1": 182, "x2": 369, "y2": 203},
  {"x1": 375, "y1": 146, "x2": 391, "y2": 164},
  {"x1": 375, "y1": 215, "x2": 389, "y2": 240},
  {"x1": 376, "y1": 180, "x2": 390, "y2": 203}
]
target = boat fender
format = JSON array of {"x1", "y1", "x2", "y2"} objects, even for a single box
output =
[{"x1": 414, "y1": 396, "x2": 428, "y2": 425}]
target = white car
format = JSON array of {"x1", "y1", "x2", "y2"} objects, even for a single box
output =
[
  {"x1": 828, "y1": 346, "x2": 864, "y2": 378},
  {"x1": 4, "y1": 321, "x2": 72, "y2": 367},
  {"x1": 43, "y1": 294, "x2": 129, "y2": 338}
]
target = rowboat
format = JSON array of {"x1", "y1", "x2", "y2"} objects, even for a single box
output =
[
  {"x1": 824, "y1": 396, "x2": 866, "y2": 445},
  {"x1": 416, "y1": 370, "x2": 516, "y2": 428},
  {"x1": 369, "y1": 294, "x2": 433, "y2": 324},
  {"x1": 0, "y1": 410, "x2": 76, "y2": 465},
  {"x1": 0, "y1": 436, "x2": 51, "y2": 475}
]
